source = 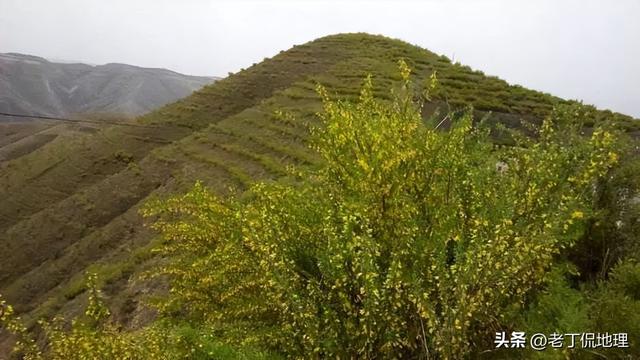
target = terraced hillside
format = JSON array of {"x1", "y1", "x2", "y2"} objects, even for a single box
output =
[{"x1": 0, "y1": 33, "x2": 637, "y2": 355}]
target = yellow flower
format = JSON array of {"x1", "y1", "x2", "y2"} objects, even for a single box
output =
[{"x1": 571, "y1": 211, "x2": 584, "y2": 219}]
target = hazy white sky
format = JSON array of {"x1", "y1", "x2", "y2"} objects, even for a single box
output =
[{"x1": 1, "y1": 0, "x2": 638, "y2": 117}]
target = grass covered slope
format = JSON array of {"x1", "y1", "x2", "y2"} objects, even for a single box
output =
[{"x1": 0, "y1": 33, "x2": 637, "y2": 356}]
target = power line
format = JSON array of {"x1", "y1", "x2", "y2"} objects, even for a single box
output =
[{"x1": 0, "y1": 111, "x2": 161, "y2": 129}]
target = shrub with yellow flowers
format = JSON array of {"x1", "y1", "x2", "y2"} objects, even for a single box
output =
[
  {"x1": 140, "y1": 61, "x2": 619, "y2": 358},
  {"x1": 0, "y1": 274, "x2": 168, "y2": 360}
]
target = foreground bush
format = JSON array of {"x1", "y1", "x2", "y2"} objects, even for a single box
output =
[{"x1": 142, "y1": 63, "x2": 618, "y2": 358}]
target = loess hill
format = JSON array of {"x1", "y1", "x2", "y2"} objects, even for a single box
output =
[{"x1": 0, "y1": 33, "x2": 637, "y2": 353}]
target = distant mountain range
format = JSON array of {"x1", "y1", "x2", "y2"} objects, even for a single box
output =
[{"x1": 0, "y1": 53, "x2": 217, "y2": 117}]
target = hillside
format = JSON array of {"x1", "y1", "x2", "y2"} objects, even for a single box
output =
[
  {"x1": 0, "y1": 53, "x2": 217, "y2": 116},
  {"x1": 0, "y1": 33, "x2": 637, "y2": 356}
]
